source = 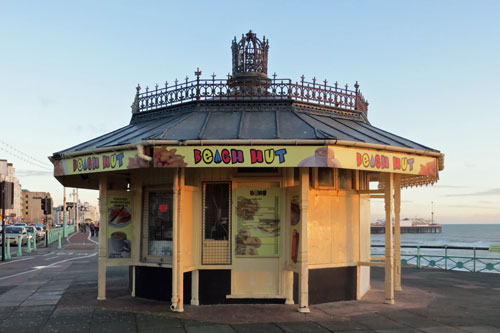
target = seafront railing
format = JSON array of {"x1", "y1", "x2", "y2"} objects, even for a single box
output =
[
  {"x1": 46, "y1": 225, "x2": 77, "y2": 245},
  {"x1": 371, "y1": 244, "x2": 500, "y2": 273}
]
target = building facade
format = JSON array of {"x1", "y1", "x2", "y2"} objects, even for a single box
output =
[
  {"x1": 0, "y1": 160, "x2": 23, "y2": 222},
  {"x1": 51, "y1": 31, "x2": 444, "y2": 312},
  {"x1": 22, "y1": 190, "x2": 53, "y2": 223}
]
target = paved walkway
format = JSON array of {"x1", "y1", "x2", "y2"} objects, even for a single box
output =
[{"x1": 0, "y1": 235, "x2": 499, "y2": 332}]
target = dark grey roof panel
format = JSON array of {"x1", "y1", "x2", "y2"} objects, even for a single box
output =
[
  {"x1": 200, "y1": 112, "x2": 241, "y2": 139},
  {"x1": 276, "y1": 111, "x2": 316, "y2": 139},
  {"x1": 55, "y1": 124, "x2": 135, "y2": 155},
  {"x1": 239, "y1": 111, "x2": 277, "y2": 139},
  {"x1": 354, "y1": 121, "x2": 437, "y2": 152},
  {"x1": 159, "y1": 112, "x2": 207, "y2": 140},
  {"x1": 308, "y1": 115, "x2": 390, "y2": 144},
  {"x1": 144, "y1": 112, "x2": 196, "y2": 140},
  {"x1": 53, "y1": 101, "x2": 439, "y2": 156},
  {"x1": 100, "y1": 119, "x2": 171, "y2": 147}
]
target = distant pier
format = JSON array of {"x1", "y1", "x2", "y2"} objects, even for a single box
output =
[{"x1": 371, "y1": 225, "x2": 442, "y2": 234}]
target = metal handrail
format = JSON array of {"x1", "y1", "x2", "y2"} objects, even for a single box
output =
[
  {"x1": 46, "y1": 225, "x2": 77, "y2": 245},
  {"x1": 371, "y1": 244, "x2": 500, "y2": 273}
]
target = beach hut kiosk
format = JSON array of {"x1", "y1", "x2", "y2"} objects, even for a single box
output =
[{"x1": 51, "y1": 31, "x2": 444, "y2": 312}]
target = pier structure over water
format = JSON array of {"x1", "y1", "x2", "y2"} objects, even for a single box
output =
[{"x1": 371, "y1": 225, "x2": 442, "y2": 234}]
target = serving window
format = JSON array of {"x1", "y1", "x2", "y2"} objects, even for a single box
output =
[
  {"x1": 141, "y1": 188, "x2": 173, "y2": 262},
  {"x1": 202, "y1": 182, "x2": 231, "y2": 265}
]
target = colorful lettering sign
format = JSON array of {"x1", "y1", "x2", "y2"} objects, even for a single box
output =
[
  {"x1": 154, "y1": 146, "x2": 438, "y2": 176},
  {"x1": 234, "y1": 188, "x2": 280, "y2": 257},
  {"x1": 106, "y1": 193, "x2": 134, "y2": 259},
  {"x1": 53, "y1": 150, "x2": 149, "y2": 176}
]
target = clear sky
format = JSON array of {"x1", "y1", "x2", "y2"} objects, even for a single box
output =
[{"x1": 1, "y1": 1, "x2": 499, "y2": 224}]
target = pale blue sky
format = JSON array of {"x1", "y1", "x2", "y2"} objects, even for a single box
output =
[{"x1": 1, "y1": 1, "x2": 499, "y2": 223}]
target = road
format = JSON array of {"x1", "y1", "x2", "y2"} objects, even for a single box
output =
[{"x1": 0, "y1": 231, "x2": 98, "y2": 307}]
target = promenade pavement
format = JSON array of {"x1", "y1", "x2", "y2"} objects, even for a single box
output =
[{"x1": 0, "y1": 232, "x2": 499, "y2": 332}]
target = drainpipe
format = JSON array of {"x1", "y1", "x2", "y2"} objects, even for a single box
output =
[{"x1": 137, "y1": 145, "x2": 152, "y2": 161}]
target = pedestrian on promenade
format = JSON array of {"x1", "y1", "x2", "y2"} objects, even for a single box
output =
[
  {"x1": 95, "y1": 224, "x2": 99, "y2": 237},
  {"x1": 90, "y1": 223, "x2": 95, "y2": 237}
]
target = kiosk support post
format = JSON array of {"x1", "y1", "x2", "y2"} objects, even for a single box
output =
[
  {"x1": 298, "y1": 167, "x2": 310, "y2": 313},
  {"x1": 384, "y1": 173, "x2": 395, "y2": 304},
  {"x1": 97, "y1": 176, "x2": 108, "y2": 301},
  {"x1": 394, "y1": 174, "x2": 402, "y2": 292}
]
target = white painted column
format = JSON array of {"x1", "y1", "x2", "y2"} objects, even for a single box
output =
[
  {"x1": 384, "y1": 173, "x2": 394, "y2": 304},
  {"x1": 97, "y1": 176, "x2": 108, "y2": 301},
  {"x1": 394, "y1": 174, "x2": 402, "y2": 292},
  {"x1": 285, "y1": 270, "x2": 294, "y2": 304},
  {"x1": 131, "y1": 266, "x2": 136, "y2": 297},
  {"x1": 191, "y1": 269, "x2": 199, "y2": 305},
  {"x1": 298, "y1": 168, "x2": 310, "y2": 313},
  {"x1": 171, "y1": 168, "x2": 184, "y2": 312}
]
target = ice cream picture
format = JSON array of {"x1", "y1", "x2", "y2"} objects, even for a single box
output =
[{"x1": 298, "y1": 147, "x2": 341, "y2": 168}]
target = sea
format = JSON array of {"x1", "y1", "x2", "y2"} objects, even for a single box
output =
[{"x1": 371, "y1": 224, "x2": 500, "y2": 273}]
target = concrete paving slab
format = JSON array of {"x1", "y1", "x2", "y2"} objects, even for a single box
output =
[
  {"x1": 318, "y1": 320, "x2": 370, "y2": 331},
  {"x1": 41, "y1": 322, "x2": 91, "y2": 333},
  {"x1": 186, "y1": 324, "x2": 235, "y2": 333},
  {"x1": 458, "y1": 327, "x2": 500, "y2": 333},
  {"x1": 419, "y1": 327, "x2": 465, "y2": 333},
  {"x1": 375, "y1": 329, "x2": 423, "y2": 333},
  {"x1": 15, "y1": 305, "x2": 55, "y2": 312},
  {"x1": 138, "y1": 327, "x2": 187, "y2": 333},
  {"x1": 378, "y1": 310, "x2": 446, "y2": 329},
  {"x1": 92, "y1": 309, "x2": 136, "y2": 323},
  {"x1": 0, "y1": 301, "x2": 22, "y2": 307},
  {"x1": 28, "y1": 295, "x2": 61, "y2": 302},
  {"x1": 231, "y1": 323, "x2": 284, "y2": 332},
  {"x1": 21, "y1": 298, "x2": 59, "y2": 306},
  {"x1": 90, "y1": 321, "x2": 138, "y2": 333},
  {"x1": 276, "y1": 321, "x2": 330, "y2": 332},
  {"x1": 135, "y1": 314, "x2": 183, "y2": 328},
  {"x1": 352, "y1": 313, "x2": 408, "y2": 331}
]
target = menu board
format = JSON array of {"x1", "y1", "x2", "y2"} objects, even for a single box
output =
[
  {"x1": 107, "y1": 193, "x2": 134, "y2": 259},
  {"x1": 234, "y1": 188, "x2": 280, "y2": 257}
]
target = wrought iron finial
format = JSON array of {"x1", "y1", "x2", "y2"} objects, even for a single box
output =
[
  {"x1": 354, "y1": 81, "x2": 359, "y2": 91},
  {"x1": 301, "y1": 75, "x2": 305, "y2": 84},
  {"x1": 146, "y1": 86, "x2": 149, "y2": 93},
  {"x1": 155, "y1": 83, "x2": 158, "y2": 91},
  {"x1": 211, "y1": 73, "x2": 216, "y2": 80},
  {"x1": 165, "y1": 81, "x2": 168, "y2": 88},
  {"x1": 195, "y1": 68, "x2": 202, "y2": 77},
  {"x1": 175, "y1": 79, "x2": 178, "y2": 86},
  {"x1": 131, "y1": 84, "x2": 141, "y2": 114},
  {"x1": 323, "y1": 79, "x2": 328, "y2": 86},
  {"x1": 312, "y1": 77, "x2": 317, "y2": 85}
]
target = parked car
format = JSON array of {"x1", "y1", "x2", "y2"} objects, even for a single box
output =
[
  {"x1": 26, "y1": 226, "x2": 42, "y2": 241},
  {"x1": 35, "y1": 226, "x2": 45, "y2": 240},
  {"x1": 14, "y1": 222, "x2": 28, "y2": 227},
  {"x1": 34, "y1": 223, "x2": 46, "y2": 232},
  {"x1": 5, "y1": 226, "x2": 28, "y2": 245}
]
